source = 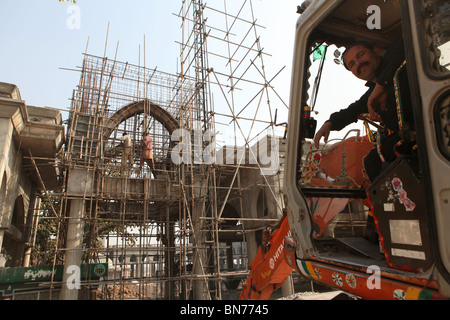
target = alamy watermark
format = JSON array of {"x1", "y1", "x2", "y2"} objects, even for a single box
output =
[
  {"x1": 367, "y1": 5, "x2": 382, "y2": 30},
  {"x1": 366, "y1": 265, "x2": 381, "y2": 290},
  {"x1": 170, "y1": 125, "x2": 280, "y2": 176},
  {"x1": 66, "y1": 4, "x2": 81, "y2": 30},
  {"x1": 66, "y1": 265, "x2": 81, "y2": 290}
]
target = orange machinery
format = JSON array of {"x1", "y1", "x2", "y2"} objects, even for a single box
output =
[
  {"x1": 239, "y1": 213, "x2": 293, "y2": 300},
  {"x1": 239, "y1": 135, "x2": 374, "y2": 300}
]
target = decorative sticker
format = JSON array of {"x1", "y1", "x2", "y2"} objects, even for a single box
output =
[
  {"x1": 332, "y1": 272, "x2": 343, "y2": 287},
  {"x1": 314, "y1": 267, "x2": 322, "y2": 280},
  {"x1": 393, "y1": 289, "x2": 406, "y2": 300},
  {"x1": 286, "y1": 255, "x2": 293, "y2": 267},
  {"x1": 297, "y1": 261, "x2": 320, "y2": 281},
  {"x1": 345, "y1": 273, "x2": 357, "y2": 289},
  {"x1": 392, "y1": 177, "x2": 416, "y2": 211},
  {"x1": 302, "y1": 152, "x2": 322, "y2": 182}
]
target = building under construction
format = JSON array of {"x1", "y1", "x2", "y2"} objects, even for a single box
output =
[{"x1": 0, "y1": 0, "x2": 294, "y2": 300}]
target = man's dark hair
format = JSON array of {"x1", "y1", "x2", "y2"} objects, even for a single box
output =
[{"x1": 342, "y1": 41, "x2": 375, "y2": 70}]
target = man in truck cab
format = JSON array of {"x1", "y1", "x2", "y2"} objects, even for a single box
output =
[{"x1": 313, "y1": 38, "x2": 415, "y2": 183}]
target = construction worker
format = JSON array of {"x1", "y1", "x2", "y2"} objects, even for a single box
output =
[
  {"x1": 119, "y1": 132, "x2": 133, "y2": 175},
  {"x1": 140, "y1": 132, "x2": 154, "y2": 172}
]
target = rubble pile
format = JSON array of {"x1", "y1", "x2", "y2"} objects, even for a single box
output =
[{"x1": 96, "y1": 285, "x2": 141, "y2": 300}]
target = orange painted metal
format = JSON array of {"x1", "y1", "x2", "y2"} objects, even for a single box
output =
[
  {"x1": 319, "y1": 136, "x2": 374, "y2": 188},
  {"x1": 242, "y1": 135, "x2": 448, "y2": 300},
  {"x1": 292, "y1": 258, "x2": 447, "y2": 300},
  {"x1": 308, "y1": 136, "x2": 374, "y2": 237},
  {"x1": 239, "y1": 215, "x2": 293, "y2": 300},
  {"x1": 311, "y1": 197, "x2": 349, "y2": 238},
  {"x1": 284, "y1": 233, "x2": 446, "y2": 300}
]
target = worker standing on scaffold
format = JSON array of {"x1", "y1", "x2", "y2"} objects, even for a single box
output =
[
  {"x1": 119, "y1": 131, "x2": 133, "y2": 176},
  {"x1": 140, "y1": 132, "x2": 154, "y2": 174}
]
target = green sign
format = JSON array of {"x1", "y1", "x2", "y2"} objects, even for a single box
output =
[{"x1": 0, "y1": 263, "x2": 108, "y2": 285}]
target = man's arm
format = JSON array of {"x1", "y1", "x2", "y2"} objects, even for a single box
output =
[
  {"x1": 368, "y1": 38, "x2": 405, "y2": 117},
  {"x1": 314, "y1": 121, "x2": 332, "y2": 148},
  {"x1": 314, "y1": 87, "x2": 372, "y2": 147},
  {"x1": 314, "y1": 89, "x2": 371, "y2": 148},
  {"x1": 328, "y1": 89, "x2": 371, "y2": 131}
]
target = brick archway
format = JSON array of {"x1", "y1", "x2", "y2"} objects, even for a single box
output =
[{"x1": 103, "y1": 99, "x2": 179, "y2": 139}]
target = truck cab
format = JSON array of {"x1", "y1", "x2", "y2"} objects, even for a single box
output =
[{"x1": 284, "y1": 0, "x2": 450, "y2": 299}]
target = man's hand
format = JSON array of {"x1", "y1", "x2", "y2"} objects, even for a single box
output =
[
  {"x1": 367, "y1": 83, "x2": 387, "y2": 119},
  {"x1": 314, "y1": 121, "x2": 332, "y2": 149}
]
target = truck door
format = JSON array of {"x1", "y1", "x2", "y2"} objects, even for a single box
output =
[
  {"x1": 401, "y1": 0, "x2": 450, "y2": 287},
  {"x1": 284, "y1": 0, "x2": 450, "y2": 297}
]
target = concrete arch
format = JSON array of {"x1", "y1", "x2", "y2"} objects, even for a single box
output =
[
  {"x1": 256, "y1": 188, "x2": 268, "y2": 218},
  {"x1": 11, "y1": 195, "x2": 25, "y2": 233},
  {"x1": 102, "y1": 99, "x2": 179, "y2": 139},
  {"x1": 219, "y1": 203, "x2": 242, "y2": 243},
  {"x1": 221, "y1": 203, "x2": 239, "y2": 227}
]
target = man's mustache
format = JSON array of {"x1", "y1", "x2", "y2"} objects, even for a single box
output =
[{"x1": 357, "y1": 61, "x2": 370, "y2": 75}]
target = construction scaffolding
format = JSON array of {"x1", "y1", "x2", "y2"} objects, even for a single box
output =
[
  {"x1": 174, "y1": 0, "x2": 288, "y2": 300},
  {"x1": 34, "y1": 0, "x2": 289, "y2": 300}
]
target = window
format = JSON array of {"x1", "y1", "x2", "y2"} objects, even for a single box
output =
[
  {"x1": 418, "y1": 0, "x2": 450, "y2": 77},
  {"x1": 434, "y1": 91, "x2": 450, "y2": 160}
]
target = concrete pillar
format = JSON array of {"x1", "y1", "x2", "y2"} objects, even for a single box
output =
[
  {"x1": 0, "y1": 119, "x2": 13, "y2": 258},
  {"x1": 0, "y1": 175, "x2": 7, "y2": 259},
  {"x1": 281, "y1": 275, "x2": 295, "y2": 298},
  {"x1": 135, "y1": 255, "x2": 142, "y2": 279},
  {"x1": 242, "y1": 188, "x2": 259, "y2": 263},
  {"x1": 59, "y1": 199, "x2": 85, "y2": 300},
  {"x1": 192, "y1": 199, "x2": 208, "y2": 300}
]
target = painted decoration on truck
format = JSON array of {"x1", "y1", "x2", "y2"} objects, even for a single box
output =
[
  {"x1": 345, "y1": 273, "x2": 357, "y2": 289},
  {"x1": 332, "y1": 272, "x2": 343, "y2": 287},
  {"x1": 391, "y1": 177, "x2": 416, "y2": 211}
]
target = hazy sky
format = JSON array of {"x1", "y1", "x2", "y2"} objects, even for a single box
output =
[{"x1": 0, "y1": 0, "x2": 367, "y2": 139}]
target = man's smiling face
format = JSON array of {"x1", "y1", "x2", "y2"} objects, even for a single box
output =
[{"x1": 343, "y1": 45, "x2": 381, "y2": 82}]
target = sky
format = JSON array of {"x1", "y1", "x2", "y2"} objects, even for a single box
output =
[{"x1": 0, "y1": 0, "x2": 368, "y2": 140}]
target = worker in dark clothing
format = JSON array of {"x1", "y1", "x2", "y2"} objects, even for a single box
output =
[{"x1": 314, "y1": 38, "x2": 414, "y2": 182}]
